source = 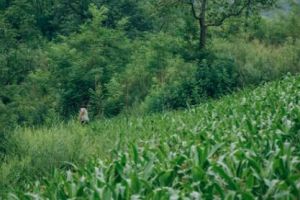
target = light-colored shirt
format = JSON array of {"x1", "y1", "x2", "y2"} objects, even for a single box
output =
[{"x1": 79, "y1": 108, "x2": 89, "y2": 122}]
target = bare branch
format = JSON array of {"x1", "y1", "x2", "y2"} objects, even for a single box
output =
[
  {"x1": 188, "y1": 0, "x2": 200, "y2": 19},
  {"x1": 206, "y1": 0, "x2": 251, "y2": 27}
]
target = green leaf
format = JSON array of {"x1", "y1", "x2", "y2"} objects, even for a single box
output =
[{"x1": 212, "y1": 164, "x2": 238, "y2": 191}]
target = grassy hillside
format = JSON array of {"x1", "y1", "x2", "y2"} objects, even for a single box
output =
[{"x1": 2, "y1": 75, "x2": 300, "y2": 199}]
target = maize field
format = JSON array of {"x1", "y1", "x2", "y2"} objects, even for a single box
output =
[{"x1": 7, "y1": 75, "x2": 300, "y2": 200}]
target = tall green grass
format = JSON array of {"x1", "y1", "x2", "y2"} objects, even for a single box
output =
[
  {"x1": 1, "y1": 123, "x2": 96, "y2": 192},
  {"x1": 1, "y1": 75, "x2": 300, "y2": 199},
  {"x1": 212, "y1": 38, "x2": 300, "y2": 86}
]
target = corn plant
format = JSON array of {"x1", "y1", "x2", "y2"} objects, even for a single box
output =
[{"x1": 6, "y1": 75, "x2": 300, "y2": 200}]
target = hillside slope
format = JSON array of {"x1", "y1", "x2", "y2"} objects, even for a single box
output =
[{"x1": 5, "y1": 75, "x2": 300, "y2": 199}]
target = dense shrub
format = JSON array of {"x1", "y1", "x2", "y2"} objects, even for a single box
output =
[
  {"x1": 47, "y1": 6, "x2": 131, "y2": 118},
  {"x1": 196, "y1": 54, "x2": 239, "y2": 98},
  {"x1": 103, "y1": 33, "x2": 186, "y2": 114},
  {"x1": 142, "y1": 60, "x2": 199, "y2": 112},
  {"x1": 212, "y1": 38, "x2": 300, "y2": 86},
  {"x1": 142, "y1": 53, "x2": 239, "y2": 113}
]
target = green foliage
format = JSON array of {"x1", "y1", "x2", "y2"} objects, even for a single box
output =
[
  {"x1": 104, "y1": 33, "x2": 188, "y2": 114},
  {"x1": 47, "y1": 5, "x2": 131, "y2": 117},
  {"x1": 142, "y1": 58, "x2": 199, "y2": 112},
  {"x1": 141, "y1": 52, "x2": 239, "y2": 113},
  {"x1": 97, "y1": 0, "x2": 154, "y2": 37},
  {"x1": 250, "y1": 2, "x2": 300, "y2": 45},
  {"x1": 2, "y1": 74, "x2": 299, "y2": 199},
  {"x1": 196, "y1": 54, "x2": 239, "y2": 98},
  {"x1": 1, "y1": 0, "x2": 299, "y2": 132},
  {"x1": 0, "y1": 122, "x2": 103, "y2": 192},
  {"x1": 212, "y1": 38, "x2": 300, "y2": 86},
  {"x1": 0, "y1": 2, "x2": 300, "y2": 194}
]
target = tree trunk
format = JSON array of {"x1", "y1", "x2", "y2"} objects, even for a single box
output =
[
  {"x1": 199, "y1": 18, "x2": 206, "y2": 49},
  {"x1": 199, "y1": 0, "x2": 207, "y2": 49}
]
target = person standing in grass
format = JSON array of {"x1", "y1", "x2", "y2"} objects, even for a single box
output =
[{"x1": 79, "y1": 107, "x2": 89, "y2": 124}]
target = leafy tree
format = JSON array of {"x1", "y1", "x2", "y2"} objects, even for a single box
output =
[
  {"x1": 159, "y1": 0, "x2": 277, "y2": 49},
  {"x1": 48, "y1": 5, "x2": 131, "y2": 117},
  {"x1": 95, "y1": 0, "x2": 154, "y2": 37}
]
